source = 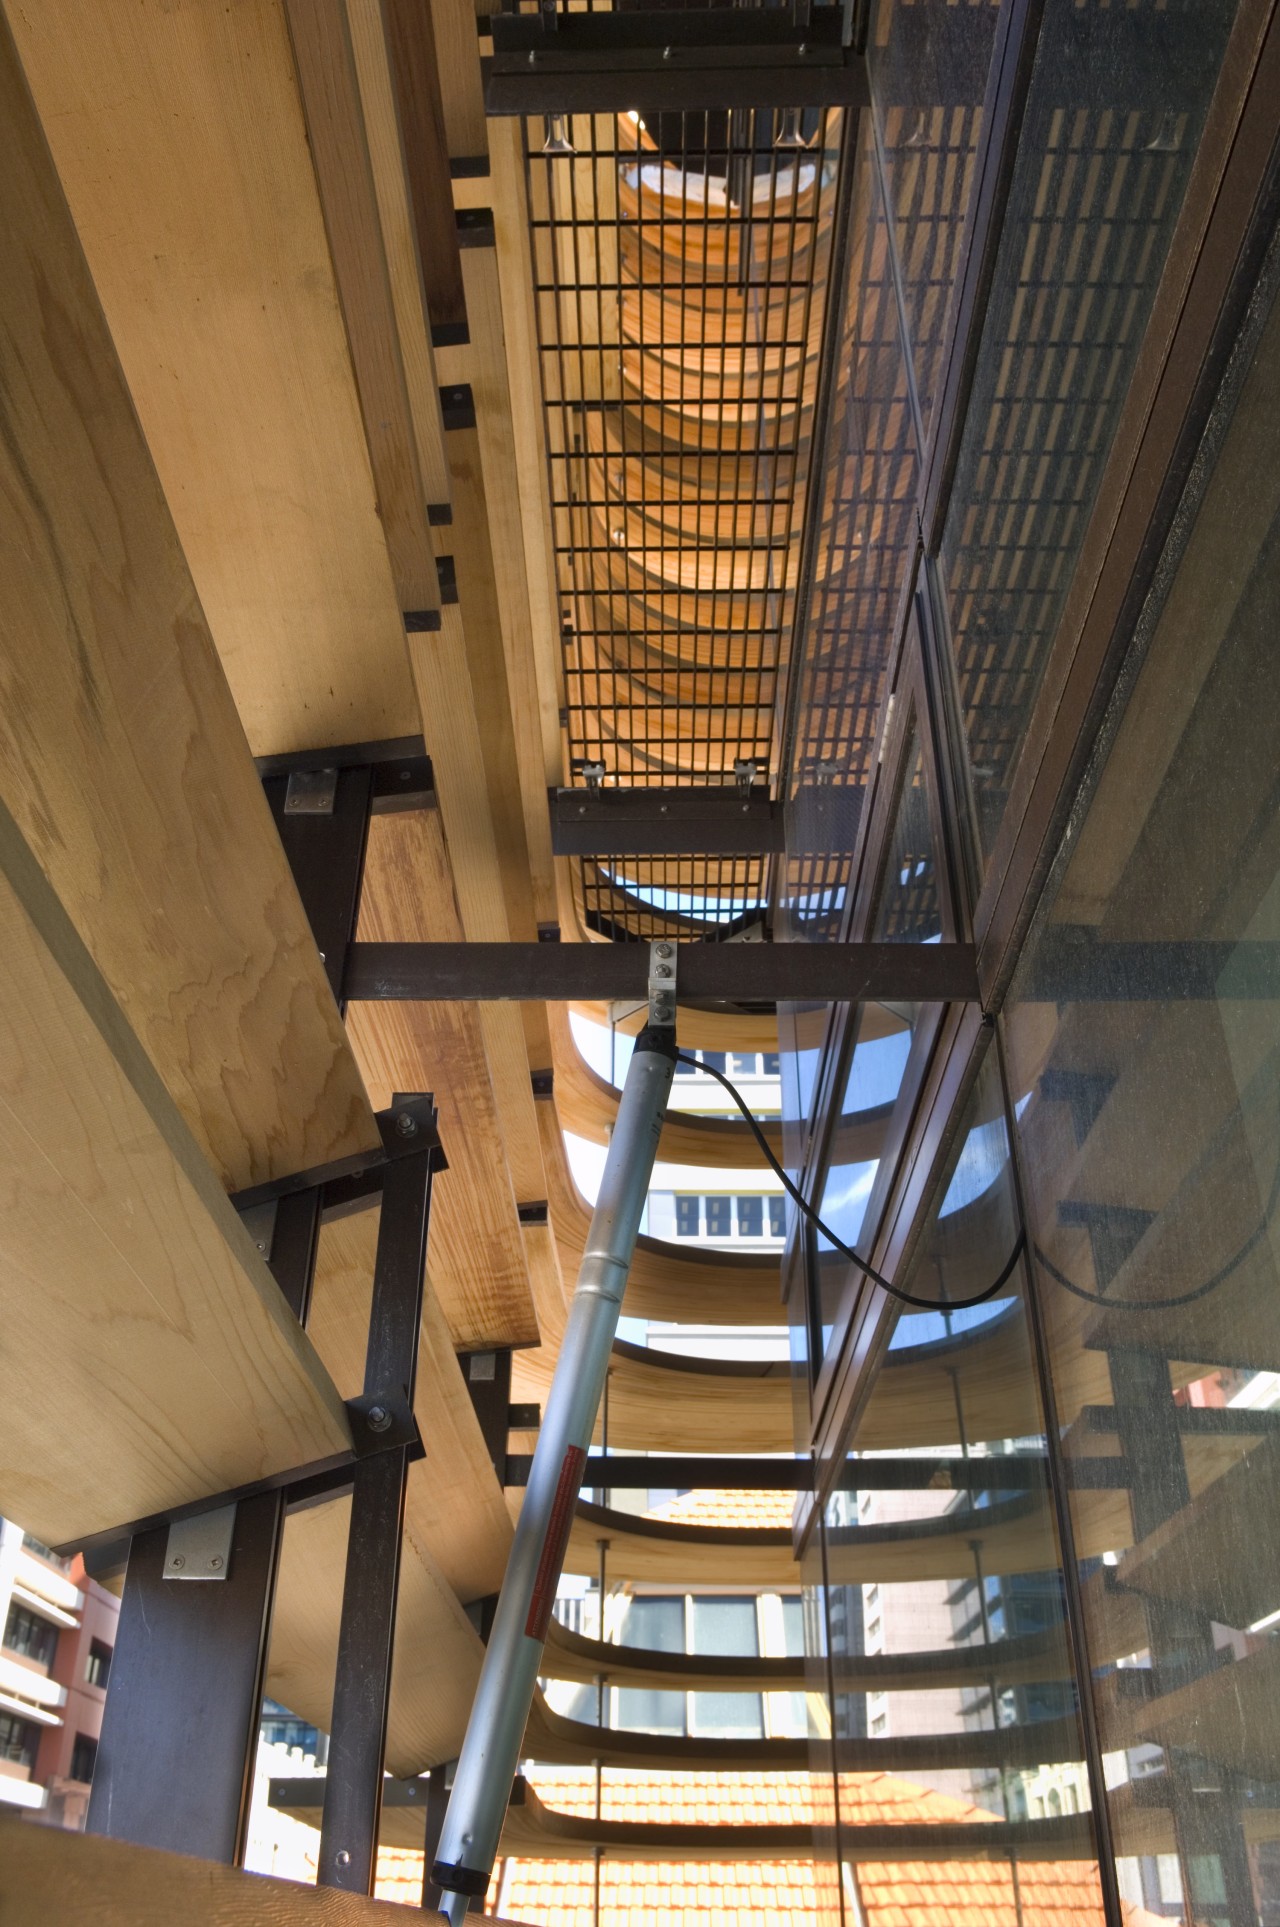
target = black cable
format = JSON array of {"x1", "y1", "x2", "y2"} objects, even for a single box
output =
[{"x1": 676, "y1": 1049, "x2": 1024, "y2": 1312}]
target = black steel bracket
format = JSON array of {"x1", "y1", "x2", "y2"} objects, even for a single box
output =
[
  {"x1": 229, "y1": 1093, "x2": 446, "y2": 1218},
  {"x1": 551, "y1": 784, "x2": 785, "y2": 857},
  {"x1": 485, "y1": 9, "x2": 869, "y2": 113}
]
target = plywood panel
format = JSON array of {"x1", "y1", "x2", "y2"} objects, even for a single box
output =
[
  {"x1": 9, "y1": 0, "x2": 419, "y2": 755},
  {"x1": 0, "y1": 7, "x2": 377, "y2": 1191},
  {"x1": 0, "y1": 1821, "x2": 445, "y2": 1926},
  {"x1": 0, "y1": 797, "x2": 350, "y2": 1549}
]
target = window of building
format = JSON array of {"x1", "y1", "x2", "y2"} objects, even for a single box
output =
[
  {"x1": 870, "y1": 1711, "x2": 888, "y2": 1737},
  {"x1": 780, "y1": 1595, "x2": 805, "y2": 1658},
  {"x1": 768, "y1": 1197, "x2": 786, "y2": 1238},
  {"x1": 615, "y1": 1596, "x2": 685, "y2": 1736},
  {"x1": 85, "y1": 1639, "x2": 112, "y2": 1689},
  {"x1": 675, "y1": 1196, "x2": 700, "y2": 1238},
  {"x1": 737, "y1": 1196, "x2": 763, "y2": 1238},
  {"x1": 691, "y1": 1596, "x2": 758, "y2": 1658},
  {"x1": 704, "y1": 1196, "x2": 732, "y2": 1239},
  {"x1": 69, "y1": 1732, "x2": 98, "y2": 1784},
  {"x1": 4, "y1": 1604, "x2": 57, "y2": 1668},
  {"x1": 0, "y1": 1713, "x2": 36, "y2": 1769}
]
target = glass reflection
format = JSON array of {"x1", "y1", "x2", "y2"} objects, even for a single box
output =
[
  {"x1": 939, "y1": 0, "x2": 1239, "y2": 862},
  {"x1": 824, "y1": 1046, "x2": 1103, "y2": 1921},
  {"x1": 1004, "y1": 254, "x2": 1280, "y2": 1926}
]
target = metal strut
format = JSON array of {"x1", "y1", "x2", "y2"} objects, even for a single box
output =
[{"x1": 431, "y1": 942, "x2": 678, "y2": 1917}]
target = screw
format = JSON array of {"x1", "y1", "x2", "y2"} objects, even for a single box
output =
[
  {"x1": 170, "y1": 1554, "x2": 185, "y2": 1571},
  {"x1": 578, "y1": 803, "x2": 587, "y2": 815},
  {"x1": 742, "y1": 803, "x2": 750, "y2": 813},
  {"x1": 256, "y1": 1239, "x2": 268, "y2": 1254},
  {"x1": 798, "y1": 40, "x2": 808, "y2": 55},
  {"x1": 400, "y1": 769, "x2": 411, "y2": 781},
  {"x1": 336, "y1": 1850, "x2": 351, "y2": 1869},
  {"x1": 209, "y1": 1555, "x2": 224, "y2": 1571},
  {"x1": 367, "y1": 1405, "x2": 393, "y2": 1434},
  {"x1": 656, "y1": 943, "x2": 673, "y2": 959},
  {"x1": 659, "y1": 802, "x2": 669, "y2": 814},
  {"x1": 395, "y1": 1111, "x2": 419, "y2": 1138},
  {"x1": 663, "y1": 43, "x2": 672, "y2": 58}
]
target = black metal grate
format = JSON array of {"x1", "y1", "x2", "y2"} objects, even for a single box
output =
[
  {"x1": 526, "y1": 98, "x2": 847, "y2": 937},
  {"x1": 576, "y1": 854, "x2": 772, "y2": 943}
]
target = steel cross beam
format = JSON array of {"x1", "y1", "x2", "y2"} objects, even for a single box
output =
[
  {"x1": 485, "y1": 9, "x2": 869, "y2": 114},
  {"x1": 342, "y1": 940, "x2": 980, "y2": 1006}
]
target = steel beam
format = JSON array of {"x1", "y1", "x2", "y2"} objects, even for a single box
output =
[
  {"x1": 551, "y1": 786, "x2": 785, "y2": 857},
  {"x1": 343, "y1": 940, "x2": 979, "y2": 1006},
  {"x1": 485, "y1": 10, "x2": 869, "y2": 114}
]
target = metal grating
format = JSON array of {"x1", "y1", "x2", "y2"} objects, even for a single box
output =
[{"x1": 527, "y1": 97, "x2": 849, "y2": 937}]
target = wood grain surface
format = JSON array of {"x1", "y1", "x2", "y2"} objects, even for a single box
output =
[
  {"x1": 0, "y1": 8, "x2": 377, "y2": 1191},
  {"x1": 0, "y1": 795, "x2": 351, "y2": 1548},
  {"x1": 9, "y1": 0, "x2": 419, "y2": 755}
]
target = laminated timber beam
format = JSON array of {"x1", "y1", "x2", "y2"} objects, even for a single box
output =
[
  {"x1": 344, "y1": 940, "x2": 981, "y2": 1004},
  {"x1": 0, "y1": 1821, "x2": 536, "y2": 1927}
]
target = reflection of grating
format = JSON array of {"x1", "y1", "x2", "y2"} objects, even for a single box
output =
[
  {"x1": 529, "y1": 106, "x2": 844, "y2": 831},
  {"x1": 781, "y1": 115, "x2": 919, "y2": 937},
  {"x1": 942, "y1": 1, "x2": 1235, "y2": 846},
  {"x1": 576, "y1": 856, "x2": 770, "y2": 945}
]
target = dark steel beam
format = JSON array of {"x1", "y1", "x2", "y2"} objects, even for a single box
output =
[
  {"x1": 551, "y1": 786, "x2": 785, "y2": 858},
  {"x1": 485, "y1": 11, "x2": 868, "y2": 114},
  {"x1": 460, "y1": 1350, "x2": 514, "y2": 1484},
  {"x1": 343, "y1": 940, "x2": 980, "y2": 1006}
]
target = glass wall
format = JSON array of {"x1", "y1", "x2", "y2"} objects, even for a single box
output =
[
  {"x1": 938, "y1": 0, "x2": 1239, "y2": 862},
  {"x1": 1002, "y1": 250, "x2": 1280, "y2": 1926}
]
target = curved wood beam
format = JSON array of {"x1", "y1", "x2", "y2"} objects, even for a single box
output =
[{"x1": 562, "y1": 1497, "x2": 798, "y2": 1587}]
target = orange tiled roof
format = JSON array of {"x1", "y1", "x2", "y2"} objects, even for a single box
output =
[
  {"x1": 644, "y1": 1486, "x2": 795, "y2": 1531},
  {"x1": 371, "y1": 1766, "x2": 1172, "y2": 1926}
]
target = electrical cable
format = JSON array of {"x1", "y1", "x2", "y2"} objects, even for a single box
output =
[
  {"x1": 676, "y1": 1049, "x2": 1024, "y2": 1312},
  {"x1": 679, "y1": 1051, "x2": 1280, "y2": 1318}
]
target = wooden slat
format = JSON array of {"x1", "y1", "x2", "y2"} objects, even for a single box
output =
[
  {"x1": 268, "y1": 1489, "x2": 484, "y2": 1776},
  {"x1": 349, "y1": 810, "x2": 539, "y2": 1348},
  {"x1": 0, "y1": 795, "x2": 351, "y2": 1549},
  {"x1": 381, "y1": 0, "x2": 466, "y2": 335},
  {"x1": 429, "y1": 0, "x2": 488, "y2": 162},
  {"x1": 0, "y1": 8, "x2": 377, "y2": 1192},
  {"x1": 0, "y1": 1820, "x2": 451, "y2": 1926},
  {"x1": 11, "y1": 0, "x2": 419, "y2": 755},
  {"x1": 346, "y1": 0, "x2": 451, "y2": 510},
  {"x1": 284, "y1": 0, "x2": 441, "y2": 614},
  {"x1": 309, "y1": 1208, "x2": 513, "y2": 1603}
]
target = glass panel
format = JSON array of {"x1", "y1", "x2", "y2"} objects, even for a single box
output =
[
  {"x1": 623, "y1": 1596, "x2": 685, "y2": 1654},
  {"x1": 825, "y1": 1045, "x2": 1103, "y2": 1916},
  {"x1": 869, "y1": 0, "x2": 1003, "y2": 441},
  {"x1": 675, "y1": 1196, "x2": 700, "y2": 1239},
  {"x1": 738, "y1": 1196, "x2": 764, "y2": 1239},
  {"x1": 782, "y1": 110, "x2": 921, "y2": 942},
  {"x1": 691, "y1": 1596, "x2": 760, "y2": 1658},
  {"x1": 871, "y1": 726, "x2": 941, "y2": 944},
  {"x1": 1004, "y1": 258, "x2": 1280, "y2": 1927},
  {"x1": 940, "y1": 0, "x2": 1240, "y2": 862},
  {"x1": 687, "y1": 1691, "x2": 764, "y2": 1739},
  {"x1": 705, "y1": 1196, "x2": 732, "y2": 1239}
]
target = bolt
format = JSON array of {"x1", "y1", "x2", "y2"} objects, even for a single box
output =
[
  {"x1": 395, "y1": 1111, "x2": 419, "y2": 1138},
  {"x1": 170, "y1": 1554, "x2": 185, "y2": 1571},
  {"x1": 209, "y1": 1555, "x2": 224, "y2": 1571},
  {"x1": 255, "y1": 1239, "x2": 268, "y2": 1254},
  {"x1": 798, "y1": 40, "x2": 808, "y2": 56},
  {"x1": 656, "y1": 964, "x2": 672, "y2": 979},
  {"x1": 336, "y1": 1850, "x2": 351, "y2": 1869},
  {"x1": 663, "y1": 43, "x2": 672, "y2": 58},
  {"x1": 578, "y1": 803, "x2": 587, "y2": 815},
  {"x1": 367, "y1": 1405, "x2": 393, "y2": 1434},
  {"x1": 527, "y1": 48, "x2": 536, "y2": 64},
  {"x1": 656, "y1": 943, "x2": 673, "y2": 959},
  {"x1": 742, "y1": 803, "x2": 750, "y2": 813},
  {"x1": 659, "y1": 802, "x2": 669, "y2": 814},
  {"x1": 400, "y1": 769, "x2": 411, "y2": 781}
]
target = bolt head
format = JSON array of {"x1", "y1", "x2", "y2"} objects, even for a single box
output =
[
  {"x1": 367, "y1": 1404, "x2": 393, "y2": 1434},
  {"x1": 656, "y1": 964, "x2": 672, "y2": 979},
  {"x1": 527, "y1": 48, "x2": 536, "y2": 64},
  {"x1": 395, "y1": 1111, "x2": 419, "y2": 1138},
  {"x1": 663, "y1": 43, "x2": 672, "y2": 58},
  {"x1": 209, "y1": 1555, "x2": 224, "y2": 1571},
  {"x1": 656, "y1": 943, "x2": 673, "y2": 959},
  {"x1": 170, "y1": 1554, "x2": 185, "y2": 1570},
  {"x1": 336, "y1": 1850, "x2": 351, "y2": 1869}
]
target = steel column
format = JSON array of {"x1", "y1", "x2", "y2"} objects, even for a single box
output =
[{"x1": 318, "y1": 1125, "x2": 437, "y2": 1895}]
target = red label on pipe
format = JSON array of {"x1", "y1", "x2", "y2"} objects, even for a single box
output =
[{"x1": 525, "y1": 1443, "x2": 588, "y2": 1642}]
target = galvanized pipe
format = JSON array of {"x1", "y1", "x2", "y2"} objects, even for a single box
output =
[{"x1": 432, "y1": 1025, "x2": 677, "y2": 1918}]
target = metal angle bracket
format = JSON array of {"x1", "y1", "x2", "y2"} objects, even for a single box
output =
[
  {"x1": 648, "y1": 940, "x2": 676, "y2": 1028},
  {"x1": 164, "y1": 1502, "x2": 236, "y2": 1581}
]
